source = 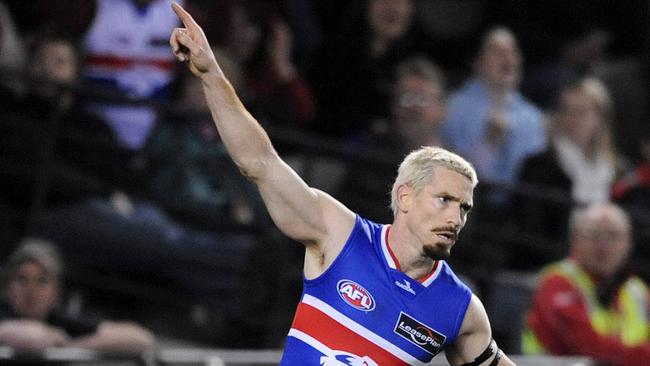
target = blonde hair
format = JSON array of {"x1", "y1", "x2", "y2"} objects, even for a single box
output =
[
  {"x1": 556, "y1": 76, "x2": 617, "y2": 161},
  {"x1": 390, "y1": 146, "x2": 478, "y2": 215}
]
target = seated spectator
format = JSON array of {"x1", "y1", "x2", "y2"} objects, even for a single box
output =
[
  {"x1": 142, "y1": 60, "x2": 269, "y2": 229},
  {"x1": 206, "y1": 0, "x2": 316, "y2": 129},
  {"x1": 0, "y1": 238, "x2": 155, "y2": 352},
  {"x1": 521, "y1": 202, "x2": 650, "y2": 366},
  {"x1": 0, "y1": 33, "x2": 126, "y2": 214},
  {"x1": 441, "y1": 26, "x2": 546, "y2": 217},
  {"x1": 515, "y1": 76, "x2": 629, "y2": 263},
  {"x1": 338, "y1": 55, "x2": 448, "y2": 223},
  {"x1": 310, "y1": 0, "x2": 425, "y2": 141}
]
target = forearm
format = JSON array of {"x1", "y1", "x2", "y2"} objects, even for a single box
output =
[
  {"x1": 201, "y1": 70, "x2": 277, "y2": 180},
  {"x1": 0, "y1": 320, "x2": 68, "y2": 350},
  {"x1": 65, "y1": 321, "x2": 155, "y2": 353}
]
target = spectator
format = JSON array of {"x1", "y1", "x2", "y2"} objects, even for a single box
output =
[
  {"x1": 441, "y1": 26, "x2": 546, "y2": 216},
  {"x1": 0, "y1": 238, "x2": 155, "y2": 352},
  {"x1": 310, "y1": 0, "x2": 425, "y2": 141},
  {"x1": 0, "y1": 34, "x2": 125, "y2": 216},
  {"x1": 515, "y1": 76, "x2": 629, "y2": 259},
  {"x1": 200, "y1": 0, "x2": 316, "y2": 129},
  {"x1": 82, "y1": 0, "x2": 183, "y2": 150},
  {"x1": 142, "y1": 52, "x2": 269, "y2": 229},
  {"x1": 522, "y1": 202, "x2": 650, "y2": 366},
  {"x1": 338, "y1": 55, "x2": 448, "y2": 223}
]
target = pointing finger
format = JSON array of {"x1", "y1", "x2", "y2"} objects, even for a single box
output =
[{"x1": 171, "y1": 2, "x2": 200, "y2": 33}]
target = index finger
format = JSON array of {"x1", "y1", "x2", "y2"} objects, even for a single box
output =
[{"x1": 171, "y1": 2, "x2": 200, "y2": 32}]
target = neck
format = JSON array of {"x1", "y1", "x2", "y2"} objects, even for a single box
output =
[
  {"x1": 388, "y1": 223, "x2": 436, "y2": 280},
  {"x1": 479, "y1": 77, "x2": 510, "y2": 102}
]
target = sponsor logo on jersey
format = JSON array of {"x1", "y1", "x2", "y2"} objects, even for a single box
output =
[
  {"x1": 319, "y1": 351, "x2": 379, "y2": 366},
  {"x1": 394, "y1": 312, "x2": 446, "y2": 355},
  {"x1": 394, "y1": 279, "x2": 416, "y2": 295},
  {"x1": 337, "y1": 280, "x2": 376, "y2": 311}
]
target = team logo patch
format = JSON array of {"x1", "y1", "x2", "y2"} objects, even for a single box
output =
[
  {"x1": 337, "y1": 280, "x2": 376, "y2": 311},
  {"x1": 320, "y1": 351, "x2": 378, "y2": 366},
  {"x1": 394, "y1": 312, "x2": 446, "y2": 355}
]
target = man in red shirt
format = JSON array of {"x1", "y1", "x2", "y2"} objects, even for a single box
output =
[{"x1": 522, "y1": 202, "x2": 650, "y2": 366}]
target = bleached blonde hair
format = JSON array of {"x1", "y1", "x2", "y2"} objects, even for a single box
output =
[{"x1": 390, "y1": 146, "x2": 478, "y2": 215}]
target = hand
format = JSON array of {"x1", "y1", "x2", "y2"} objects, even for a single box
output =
[
  {"x1": 169, "y1": 3, "x2": 220, "y2": 78},
  {"x1": 0, "y1": 319, "x2": 69, "y2": 351},
  {"x1": 485, "y1": 108, "x2": 510, "y2": 147}
]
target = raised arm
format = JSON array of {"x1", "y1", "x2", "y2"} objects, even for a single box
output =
[
  {"x1": 446, "y1": 295, "x2": 517, "y2": 366},
  {"x1": 168, "y1": 3, "x2": 354, "y2": 266}
]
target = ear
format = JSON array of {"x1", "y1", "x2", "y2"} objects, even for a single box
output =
[{"x1": 396, "y1": 184, "x2": 413, "y2": 214}]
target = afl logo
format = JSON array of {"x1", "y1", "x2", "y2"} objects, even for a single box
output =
[{"x1": 337, "y1": 280, "x2": 375, "y2": 311}]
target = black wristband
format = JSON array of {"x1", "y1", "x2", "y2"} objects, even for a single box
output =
[
  {"x1": 488, "y1": 349, "x2": 502, "y2": 366},
  {"x1": 460, "y1": 339, "x2": 497, "y2": 366}
]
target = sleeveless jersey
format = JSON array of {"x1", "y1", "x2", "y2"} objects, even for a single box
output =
[
  {"x1": 280, "y1": 215, "x2": 472, "y2": 365},
  {"x1": 82, "y1": 0, "x2": 182, "y2": 149}
]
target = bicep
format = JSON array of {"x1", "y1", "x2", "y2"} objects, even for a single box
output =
[
  {"x1": 254, "y1": 156, "x2": 355, "y2": 248},
  {"x1": 446, "y1": 295, "x2": 516, "y2": 366}
]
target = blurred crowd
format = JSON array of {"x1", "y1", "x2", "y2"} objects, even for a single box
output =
[{"x1": 0, "y1": 0, "x2": 649, "y2": 363}]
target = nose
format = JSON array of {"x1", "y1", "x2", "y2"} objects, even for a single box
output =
[{"x1": 446, "y1": 205, "x2": 463, "y2": 228}]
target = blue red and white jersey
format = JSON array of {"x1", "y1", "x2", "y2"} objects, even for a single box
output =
[
  {"x1": 280, "y1": 215, "x2": 472, "y2": 365},
  {"x1": 83, "y1": 0, "x2": 180, "y2": 99},
  {"x1": 82, "y1": 0, "x2": 182, "y2": 149}
]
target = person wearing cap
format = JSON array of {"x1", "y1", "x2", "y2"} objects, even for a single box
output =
[{"x1": 0, "y1": 238, "x2": 155, "y2": 353}]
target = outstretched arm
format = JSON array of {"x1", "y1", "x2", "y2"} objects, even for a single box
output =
[
  {"x1": 446, "y1": 295, "x2": 517, "y2": 366},
  {"x1": 168, "y1": 3, "x2": 354, "y2": 268}
]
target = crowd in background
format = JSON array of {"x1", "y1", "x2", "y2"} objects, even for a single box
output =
[{"x1": 0, "y1": 0, "x2": 649, "y2": 361}]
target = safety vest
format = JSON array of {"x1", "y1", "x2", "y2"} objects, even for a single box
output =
[{"x1": 522, "y1": 259, "x2": 650, "y2": 354}]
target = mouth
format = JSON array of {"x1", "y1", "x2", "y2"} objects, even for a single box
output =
[{"x1": 434, "y1": 231, "x2": 457, "y2": 245}]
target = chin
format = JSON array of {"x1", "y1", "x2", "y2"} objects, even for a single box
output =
[{"x1": 424, "y1": 245, "x2": 451, "y2": 260}]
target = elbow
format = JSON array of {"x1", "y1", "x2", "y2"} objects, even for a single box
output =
[{"x1": 236, "y1": 146, "x2": 279, "y2": 182}]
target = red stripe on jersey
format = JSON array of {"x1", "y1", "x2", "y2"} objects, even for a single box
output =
[
  {"x1": 291, "y1": 302, "x2": 411, "y2": 365},
  {"x1": 418, "y1": 260, "x2": 439, "y2": 284},
  {"x1": 385, "y1": 226, "x2": 402, "y2": 271},
  {"x1": 87, "y1": 55, "x2": 175, "y2": 70},
  {"x1": 385, "y1": 226, "x2": 438, "y2": 285}
]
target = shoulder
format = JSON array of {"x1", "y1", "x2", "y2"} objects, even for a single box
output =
[
  {"x1": 530, "y1": 264, "x2": 583, "y2": 307},
  {"x1": 448, "y1": 79, "x2": 484, "y2": 104},
  {"x1": 345, "y1": 215, "x2": 387, "y2": 249},
  {"x1": 439, "y1": 262, "x2": 473, "y2": 293}
]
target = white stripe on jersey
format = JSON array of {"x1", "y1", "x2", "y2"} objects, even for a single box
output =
[
  {"x1": 380, "y1": 225, "x2": 398, "y2": 269},
  {"x1": 301, "y1": 294, "x2": 427, "y2": 365}
]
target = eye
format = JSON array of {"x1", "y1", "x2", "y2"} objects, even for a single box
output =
[
  {"x1": 460, "y1": 203, "x2": 473, "y2": 214},
  {"x1": 436, "y1": 196, "x2": 450, "y2": 206}
]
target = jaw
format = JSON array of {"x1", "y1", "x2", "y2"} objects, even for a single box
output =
[{"x1": 423, "y1": 242, "x2": 452, "y2": 261}]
